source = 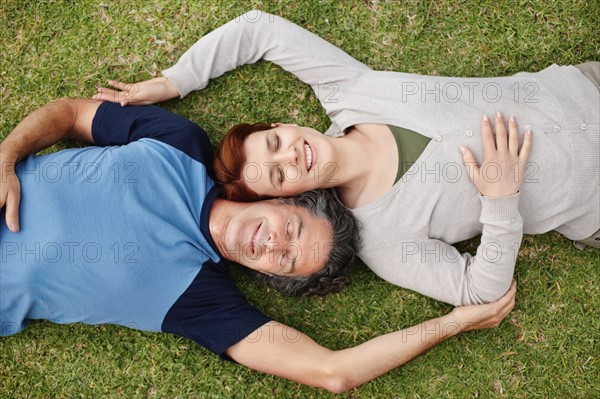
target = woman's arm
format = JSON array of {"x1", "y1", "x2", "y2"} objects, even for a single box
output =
[
  {"x1": 164, "y1": 10, "x2": 370, "y2": 97},
  {"x1": 95, "y1": 10, "x2": 370, "y2": 109},
  {"x1": 362, "y1": 114, "x2": 532, "y2": 305},
  {"x1": 226, "y1": 281, "x2": 516, "y2": 393},
  {"x1": 364, "y1": 213, "x2": 522, "y2": 305}
]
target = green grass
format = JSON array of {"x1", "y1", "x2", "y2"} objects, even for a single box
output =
[{"x1": 1, "y1": 0, "x2": 599, "y2": 397}]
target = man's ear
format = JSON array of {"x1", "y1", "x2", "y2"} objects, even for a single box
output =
[{"x1": 270, "y1": 123, "x2": 298, "y2": 127}]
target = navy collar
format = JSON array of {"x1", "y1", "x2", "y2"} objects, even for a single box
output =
[{"x1": 199, "y1": 184, "x2": 224, "y2": 259}]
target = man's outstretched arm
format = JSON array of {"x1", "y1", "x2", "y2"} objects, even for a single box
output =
[
  {"x1": 0, "y1": 98, "x2": 101, "y2": 231},
  {"x1": 226, "y1": 281, "x2": 516, "y2": 393}
]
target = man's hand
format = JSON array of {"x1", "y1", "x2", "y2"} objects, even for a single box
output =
[
  {"x1": 93, "y1": 77, "x2": 180, "y2": 107},
  {"x1": 0, "y1": 98, "x2": 100, "y2": 233},
  {"x1": 0, "y1": 153, "x2": 21, "y2": 232},
  {"x1": 451, "y1": 280, "x2": 517, "y2": 332},
  {"x1": 461, "y1": 113, "x2": 532, "y2": 198}
]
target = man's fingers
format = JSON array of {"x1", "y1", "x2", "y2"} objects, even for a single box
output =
[
  {"x1": 0, "y1": 189, "x2": 6, "y2": 208},
  {"x1": 505, "y1": 280, "x2": 517, "y2": 299},
  {"x1": 508, "y1": 116, "x2": 519, "y2": 155},
  {"x1": 519, "y1": 129, "x2": 533, "y2": 164},
  {"x1": 460, "y1": 146, "x2": 480, "y2": 183},
  {"x1": 502, "y1": 291, "x2": 516, "y2": 317},
  {"x1": 497, "y1": 299, "x2": 515, "y2": 325},
  {"x1": 481, "y1": 115, "x2": 496, "y2": 154},
  {"x1": 494, "y1": 112, "x2": 508, "y2": 152},
  {"x1": 491, "y1": 281, "x2": 517, "y2": 326},
  {"x1": 5, "y1": 189, "x2": 21, "y2": 232},
  {"x1": 494, "y1": 280, "x2": 517, "y2": 307}
]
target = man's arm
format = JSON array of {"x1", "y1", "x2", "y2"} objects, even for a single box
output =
[
  {"x1": 0, "y1": 98, "x2": 101, "y2": 231},
  {"x1": 226, "y1": 281, "x2": 516, "y2": 393}
]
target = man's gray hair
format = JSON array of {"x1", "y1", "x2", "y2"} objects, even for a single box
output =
[{"x1": 251, "y1": 189, "x2": 362, "y2": 297}]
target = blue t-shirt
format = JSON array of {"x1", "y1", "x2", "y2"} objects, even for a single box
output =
[{"x1": 0, "y1": 102, "x2": 271, "y2": 357}]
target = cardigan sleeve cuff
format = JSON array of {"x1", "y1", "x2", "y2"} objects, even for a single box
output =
[
  {"x1": 162, "y1": 63, "x2": 202, "y2": 98},
  {"x1": 478, "y1": 192, "x2": 521, "y2": 223}
]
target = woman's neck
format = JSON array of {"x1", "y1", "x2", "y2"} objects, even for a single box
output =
[
  {"x1": 327, "y1": 128, "x2": 378, "y2": 191},
  {"x1": 328, "y1": 124, "x2": 399, "y2": 208}
]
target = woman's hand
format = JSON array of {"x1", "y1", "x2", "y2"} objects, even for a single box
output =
[
  {"x1": 92, "y1": 76, "x2": 180, "y2": 106},
  {"x1": 461, "y1": 113, "x2": 532, "y2": 198},
  {"x1": 451, "y1": 280, "x2": 517, "y2": 332}
]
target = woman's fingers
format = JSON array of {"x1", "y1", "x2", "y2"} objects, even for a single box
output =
[
  {"x1": 508, "y1": 116, "x2": 520, "y2": 155},
  {"x1": 494, "y1": 112, "x2": 508, "y2": 152},
  {"x1": 481, "y1": 115, "x2": 496, "y2": 155},
  {"x1": 93, "y1": 86, "x2": 134, "y2": 106},
  {"x1": 460, "y1": 145, "x2": 480, "y2": 183},
  {"x1": 92, "y1": 88, "x2": 114, "y2": 102},
  {"x1": 107, "y1": 80, "x2": 130, "y2": 91},
  {"x1": 109, "y1": 80, "x2": 140, "y2": 99},
  {"x1": 92, "y1": 77, "x2": 178, "y2": 106},
  {"x1": 519, "y1": 129, "x2": 533, "y2": 164}
]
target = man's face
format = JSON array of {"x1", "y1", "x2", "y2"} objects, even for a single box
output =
[{"x1": 221, "y1": 199, "x2": 333, "y2": 276}]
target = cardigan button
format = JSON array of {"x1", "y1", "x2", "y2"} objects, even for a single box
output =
[
  {"x1": 433, "y1": 134, "x2": 442, "y2": 142},
  {"x1": 524, "y1": 124, "x2": 532, "y2": 131},
  {"x1": 465, "y1": 130, "x2": 474, "y2": 137},
  {"x1": 580, "y1": 123, "x2": 588, "y2": 131},
  {"x1": 553, "y1": 125, "x2": 561, "y2": 132}
]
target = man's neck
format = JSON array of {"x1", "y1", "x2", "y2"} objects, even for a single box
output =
[{"x1": 208, "y1": 198, "x2": 244, "y2": 261}]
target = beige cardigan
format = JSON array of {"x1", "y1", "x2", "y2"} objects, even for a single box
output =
[{"x1": 163, "y1": 11, "x2": 599, "y2": 305}]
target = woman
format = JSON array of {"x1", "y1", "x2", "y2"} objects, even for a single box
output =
[{"x1": 94, "y1": 11, "x2": 599, "y2": 306}]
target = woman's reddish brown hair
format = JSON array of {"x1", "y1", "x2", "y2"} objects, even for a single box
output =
[{"x1": 214, "y1": 123, "x2": 272, "y2": 201}]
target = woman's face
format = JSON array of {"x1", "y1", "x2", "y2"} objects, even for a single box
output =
[{"x1": 242, "y1": 125, "x2": 337, "y2": 197}]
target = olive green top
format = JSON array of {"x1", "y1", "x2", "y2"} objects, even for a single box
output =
[{"x1": 388, "y1": 125, "x2": 431, "y2": 184}]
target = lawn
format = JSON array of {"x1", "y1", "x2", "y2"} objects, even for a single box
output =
[{"x1": 1, "y1": 0, "x2": 599, "y2": 398}]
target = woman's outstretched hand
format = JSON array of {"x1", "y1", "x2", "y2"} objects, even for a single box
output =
[
  {"x1": 460, "y1": 113, "x2": 532, "y2": 198},
  {"x1": 92, "y1": 77, "x2": 180, "y2": 106}
]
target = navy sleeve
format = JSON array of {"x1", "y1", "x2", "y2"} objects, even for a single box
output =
[
  {"x1": 162, "y1": 260, "x2": 272, "y2": 361},
  {"x1": 91, "y1": 102, "x2": 214, "y2": 170}
]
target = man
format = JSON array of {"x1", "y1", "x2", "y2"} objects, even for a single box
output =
[{"x1": 0, "y1": 98, "x2": 515, "y2": 393}]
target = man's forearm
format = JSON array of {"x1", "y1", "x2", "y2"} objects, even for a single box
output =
[
  {"x1": 0, "y1": 98, "x2": 78, "y2": 164},
  {"x1": 326, "y1": 313, "x2": 462, "y2": 392},
  {"x1": 228, "y1": 313, "x2": 465, "y2": 393},
  {"x1": 229, "y1": 281, "x2": 515, "y2": 393}
]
